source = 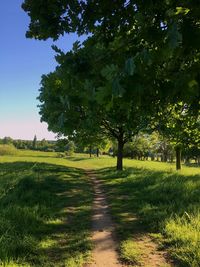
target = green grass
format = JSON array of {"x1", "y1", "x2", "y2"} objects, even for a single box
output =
[
  {"x1": 120, "y1": 239, "x2": 142, "y2": 264},
  {"x1": 95, "y1": 165, "x2": 200, "y2": 266},
  {"x1": 0, "y1": 159, "x2": 93, "y2": 266},
  {"x1": 0, "y1": 151, "x2": 199, "y2": 266},
  {"x1": 0, "y1": 145, "x2": 18, "y2": 156}
]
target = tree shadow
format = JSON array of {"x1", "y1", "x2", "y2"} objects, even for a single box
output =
[
  {"x1": 66, "y1": 156, "x2": 91, "y2": 161},
  {"x1": 95, "y1": 166, "x2": 200, "y2": 240},
  {"x1": 0, "y1": 161, "x2": 93, "y2": 266}
]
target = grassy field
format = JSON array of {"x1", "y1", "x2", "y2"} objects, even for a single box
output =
[
  {"x1": 0, "y1": 153, "x2": 93, "y2": 266},
  {"x1": 0, "y1": 150, "x2": 200, "y2": 266}
]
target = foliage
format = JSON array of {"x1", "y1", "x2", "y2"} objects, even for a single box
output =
[
  {"x1": 157, "y1": 103, "x2": 200, "y2": 149},
  {"x1": 66, "y1": 140, "x2": 76, "y2": 156},
  {"x1": 0, "y1": 145, "x2": 17, "y2": 156},
  {"x1": 155, "y1": 102, "x2": 200, "y2": 169},
  {"x1": 22, "y1": 0, "x2": 200, "y2": 107},
  {"x1": 22, "y1": 1, "x2": 200, "y2": 170},
  {"x1": 1, "y1": 137, "x2": 13, "y2": 145},
  {"x1": 32, "y1": 135, "x2": 37, "y2": 150},
  {"x1": 0, "y1": 137, "x2": 56, "y2": 152},
  {"x1": 38, "y1": 37, "x2": 151, "y2": 170}
]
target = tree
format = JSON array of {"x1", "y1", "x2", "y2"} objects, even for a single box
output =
[
  {"x1": 38, "y1": 37, "x2": 151, "y2": 170},
  {"x1": 123, "y1": 133, "x2": 150, "y2": 160},
  {"x1": 23, "y1": 1, "x2": 200, "y2": 169},
  {"x1": 157, "y1": 103, "x2": 200, "y2": 170},
  {"x1": 22, "y1": 0, "x2": 200, "y2": 108},
  {"x1": 2, "y1": 137, "x2": 13, "y2": 145},
  {"x1": 32, "y1": 135, "x2": 37, "y2": 150},
  {"x1": 71, "y1": 129, "x2": 107, "y2": 158},
  {"x1": 66, "y1": 141, "x2": 76, "y2": 156}
]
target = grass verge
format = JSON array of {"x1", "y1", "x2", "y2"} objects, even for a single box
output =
[
  {"x1": 0, "y1": 161, "x2": 93, "y2": 266},
  {"x1": 96, "y1": 166, "x2": 200, "y2": 266}
]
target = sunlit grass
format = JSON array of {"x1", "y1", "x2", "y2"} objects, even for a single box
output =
[
  {"x1": 0, "y1": 151, "x2": 199, "y2": 266},
  {"x1": 120, "y1": 240, "x2": 142, "y2": 264},
  {"x1": 95, "y1": 163, "x2": 200, "y2": 266}
]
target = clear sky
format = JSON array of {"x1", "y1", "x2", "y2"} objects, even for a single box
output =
[{"x1": 0, "y1": 1, "x2": 84, "y2": 140}]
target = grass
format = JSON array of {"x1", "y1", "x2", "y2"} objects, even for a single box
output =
[
  {"x1": 0, "y1": 159, "x2": 93, "y2": 266},
  {"x1": 0, "y1": 145, "x2": 18, "y2": 156},
  {"x1": 0, "y1": 151, "x2": 199, "y2": 266},
  {"x1": 120, "y1": 239, "x2": 142, "y2": 264},
  {"x1": 95, "y1": 165, "x2": 200, "y2": 266}
]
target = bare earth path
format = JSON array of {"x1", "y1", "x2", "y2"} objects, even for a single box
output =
[
  {"x1": 85, "y1": 170, "x2": 174, "y2": 267},
  {"x1": 85, "y1": 170, "x2": 123, "y2": 267}
]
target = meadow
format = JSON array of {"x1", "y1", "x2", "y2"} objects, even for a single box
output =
[
  {"x1": 0, "y1": 151, "x2": 93, "y2": 267},
  {"x1": 0, "y1": 150, "x2": 199, "y2": 266}
]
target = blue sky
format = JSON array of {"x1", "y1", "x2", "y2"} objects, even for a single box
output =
[{"x1": 0, "y1": 0, "x2": 84, "y2": 140}]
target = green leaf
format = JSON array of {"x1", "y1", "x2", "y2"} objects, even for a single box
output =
[
  {"x1": 58, "y1": 113, "x2": 65, "y2": 128},
  {"x1": 176, "y1": 7, "x2": 190, "y2": 15},
  {"x1": 60, "y1": 96, "x2": 70, "y2": 109},
  {"x1": 112, "y1": 77, "x2": 124, "y2": 97},
  {"x1": 125, "y1": 58, "x2": 135, "y2": 76},
  {"x1": 101, "y1": 64, "x2": 118, "y2": 81},
  {"x1": 167, "y1": 23, "x2": 182, "y2": 49}
]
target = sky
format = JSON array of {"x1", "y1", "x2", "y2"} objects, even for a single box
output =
[{"x1": 0, "y1": 1, "x2": 85, "y2": 140}]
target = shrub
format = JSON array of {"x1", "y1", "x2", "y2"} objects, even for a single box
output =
[{"x1": 0, "y1": 145, "x2": 17, "y2": 156}]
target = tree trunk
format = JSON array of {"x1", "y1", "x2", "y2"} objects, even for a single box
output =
[
  {"x1": 96, "y1": 148, "x2": 99, "y2": 157},
  {"x1": 175, "y1": 146, "x2": 181, "y2": 170},
  {"x1": 117, "y1": 135, "x2": 124, "y2": 171},
  {"x1": 89, "y1": 146, "x2": 92, "y2": 158},
  {"x1": 163, "y1": 153, "x2": 168, "y2": 162},
  {"x1": 185, "y1": 157, "x2": 190, "y2": 165}
]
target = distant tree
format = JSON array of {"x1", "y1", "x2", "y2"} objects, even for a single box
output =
[
  {"x1": 3, "y1": 137, "x2": 13, "y2": 145},
  {"x1": 32, "y1": 135, "x2": 37, "y2": 150},
  {"x1": 157, "y1": 103, "x2": 200, "y2": 170},
  {"x1": 39, "y1": 138, "x2": 48, "y2": 150},
  {"x1": 123, "y1": 133, "x2": 150, "y2": 160},
  {"x1": 56, "y1": 139, "x2": 68, "y2": 152},
  {"x1": 66, "y1": 141, "x2": 76, "y2": 156},
  {"x1": 183, "y1": 146, "x2": 200, "y2": 165}
]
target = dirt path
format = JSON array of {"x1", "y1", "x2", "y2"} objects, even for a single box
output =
[
  {"x1": 86, "y1": 170, "x2": 123, "y2": 267},
  {"x1": 86, "y1": 170, "x2": 174, "y2": 267}
]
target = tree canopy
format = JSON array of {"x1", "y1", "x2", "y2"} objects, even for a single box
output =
[
  {"x1": 23, "y1": 0, "x2": 200, "y2": 170},
  {"x1": 38, "y1": 37, "x2": 153, "y2": 169},
  {"x1": 22, "y1": 0, "x2": 200, "y2": 102}
]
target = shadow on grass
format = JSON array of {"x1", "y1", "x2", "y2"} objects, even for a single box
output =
[
  {"x1": 66, "y1": 156, "x2": 92, "y2": 162},
  {"x1": 185, "y1": 162, "x2": 200, "y2": 168},
  {"x1": 95, "y1": 167, "x2": 200, "y2": 240},
  {"x1": 0, "y1": 162, "x2": 93, "y2": 266}
]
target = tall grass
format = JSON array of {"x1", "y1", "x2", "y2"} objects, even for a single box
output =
[{"x1": 0, "y1": 145, "x2": 17, "y2": 156}]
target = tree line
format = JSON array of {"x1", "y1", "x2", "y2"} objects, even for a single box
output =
[
  {"x1": 1, "y1": 132, "x2": 199, "y2": 165},
  {"x1": 0, "y1": 136, "x2": 55, "y2": 152}
]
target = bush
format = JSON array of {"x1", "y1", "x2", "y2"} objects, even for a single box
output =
[{"x1": 0, "y1": 145, "x2": 17, "y2": 156}]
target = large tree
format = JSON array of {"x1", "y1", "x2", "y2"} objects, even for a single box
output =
[
  {"x1": 38, "y1": 37, "x2": 151, "y2": 170},
  {"x1": 22, "y1": 0, "x2": 200, "y2": 106},
  {"x1": 23, "y1": 1, "x2": 200, "y2": 170}
]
